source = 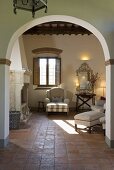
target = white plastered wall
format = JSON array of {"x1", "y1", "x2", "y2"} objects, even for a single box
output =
[
  {"x1": 10, "y1": 39, "x2": 22, "y2": 71},
  {"x1": 0, "y1": 65, "x2": 9, "y2": 139},
  {"x1": 10, "y1": 37, "x2": 28, "y2": 71}
]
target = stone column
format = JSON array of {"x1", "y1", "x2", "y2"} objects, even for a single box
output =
[
  {"x1": 10, "y1": 70, "x2": 24, "y2": 111},
  {"x1": 105, "y1": 59, "x2": 114, "y2": 148},
  {"x1": 0, "y1": 59, "x2": 11, "y2": 147}
]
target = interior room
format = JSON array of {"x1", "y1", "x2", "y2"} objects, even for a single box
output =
[
  {"x1": 1, "y1": 1, "x2": 114, "y2": 169},
  {"x1": 8, "y1": 21, "x2": 107, "y2": 169},
  {"x1": 11, "y1": 23, "x2": 105, "y2": 108}
]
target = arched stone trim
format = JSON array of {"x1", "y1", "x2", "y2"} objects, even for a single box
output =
[
  {"x1": 32, "y1": 47, "x2": 63, "y2": 55},
  {"x1": 7, "y1": 15, "x2": 110, "y2": 61},
  {"x1": 0, "y1": 59, "x2": 11, "y2": 66},
  {"x1": 105, "y1": 59, "x2": 114, "y2": 66}
]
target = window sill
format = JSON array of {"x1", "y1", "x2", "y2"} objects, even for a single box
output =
[{"x1": 34, "y1": 86, "x2": 57, "y2": 90}]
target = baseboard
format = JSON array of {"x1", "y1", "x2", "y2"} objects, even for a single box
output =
[
  {"x1": 0, "y1": 136, "x2": 9, "y2": 148},
  {"x1": 105, "y1": 136, "x2": 114, "y2": 148}
]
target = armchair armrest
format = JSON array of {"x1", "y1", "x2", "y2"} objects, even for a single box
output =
[
  {"x1": 64, "y1": 98, "x2": 70, "y2": 104},
  {"x1": 45, "y1": 98, "x2": 50, "y2": 104}
]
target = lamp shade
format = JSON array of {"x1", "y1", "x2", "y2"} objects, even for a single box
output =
[
  {"x1": 100, "y1": 80, "x2": 106, "y2": 88},
  {"x1": 76, "y1": 76, "x2": 79, "y2": 87},
  {"x1": 100, "y1": 80, "x2": 106, "y2": 97}
]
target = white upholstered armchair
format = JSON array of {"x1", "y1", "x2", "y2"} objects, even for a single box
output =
[{"x1": 45, "y1": 87, "x2": 69, "y2": 115}]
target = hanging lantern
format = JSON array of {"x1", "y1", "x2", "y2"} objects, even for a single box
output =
[{"x1": 13, "y1": 0, "x2": 47, "y2": 18}]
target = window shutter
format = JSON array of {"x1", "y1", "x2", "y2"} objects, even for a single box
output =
[
  {"x1": 33, "y1": 58, "x2": 39, "y2": 85},
  {"x1": 55, "y1": 58, "x2": 61, "y2": 85}
]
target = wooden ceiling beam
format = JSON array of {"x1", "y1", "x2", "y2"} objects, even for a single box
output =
[{"x1": 24, "y1": 22, "x2": 92, "y2": 35}]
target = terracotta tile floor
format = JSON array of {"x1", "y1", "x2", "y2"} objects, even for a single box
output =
[{"x1": 0, "y1": 112, "x2": 114, "y2": 170}]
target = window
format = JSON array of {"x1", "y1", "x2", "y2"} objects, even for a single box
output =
[{"x1": 33, "y1": 57, "x2": 61, "y2": 87}]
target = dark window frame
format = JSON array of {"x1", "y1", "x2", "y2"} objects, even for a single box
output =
[{"x1": 33, "y1": 57, "x2": 61, "y2": 88}]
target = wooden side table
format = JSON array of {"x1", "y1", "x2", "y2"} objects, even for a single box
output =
[
  {"x1": 38, "y1": 101, "x2": 45, "y2": 112},
  {"x1": 75, "y1": 93, "x2": 96, "y2": 111}
]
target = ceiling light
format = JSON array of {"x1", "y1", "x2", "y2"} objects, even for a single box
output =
[{"x1": 13, "y1": 0, "x2": 47, "y2": 18}]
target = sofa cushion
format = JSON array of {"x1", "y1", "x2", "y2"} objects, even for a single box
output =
[
  {"x1": 46, "y1": 103, "x2": 69, "y2": 112},
  {"x1": 74, "y1": 111, "x2": 105, "y2": 122},
  {"x1": 96, "y1": 99, "x2": 105, "y2": 106},
  {"x1": 91, "y1": 105, "x2": 105, "y2": 113}
]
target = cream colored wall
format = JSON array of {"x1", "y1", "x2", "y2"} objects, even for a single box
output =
[
  {"x1": 19, "y1": 36, "x2": 28, "y2": 70},
  {"x1": 10, "y1": 39, "x2": 22, "y2": 70},
  {"x1": 23, "y1": 34, "x2": 105, "y2": 109},
  {"x1": 10, "y1": 36, "x2": 28, "y2": 71}
]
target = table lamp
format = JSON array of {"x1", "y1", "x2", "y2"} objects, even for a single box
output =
[
  {"x1": 100, "y1": 80, "x2": 106, "y2": 97},
  {"x1": 76, "y1": 77, "x2": 80, "y2": 92}
]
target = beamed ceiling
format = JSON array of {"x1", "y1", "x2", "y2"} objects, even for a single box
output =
[{"x1": 23, "y1": 21, "x2": 92, "y2": 35}]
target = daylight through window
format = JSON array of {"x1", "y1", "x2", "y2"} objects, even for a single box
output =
[{"x1": 33, "y1": 57, "x2": 61, "y2": 87}]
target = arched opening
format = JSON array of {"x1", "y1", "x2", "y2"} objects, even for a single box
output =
[
  {"x1": 7, "y1": 15, "x2": 109, "y2": 144},
  {"x1": 7, "y1": 15, "x2": 110, "y2": 60}
]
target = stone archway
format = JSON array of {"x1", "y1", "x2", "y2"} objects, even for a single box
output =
[
  {"x1": 6, "y1": 15, "x2": 111, "y2": 147},
  {"x1": 7, "y1": 15, "x2": 110, "y2": 60}
]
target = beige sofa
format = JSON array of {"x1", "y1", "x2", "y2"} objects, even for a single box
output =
[
  {"x1": 74, "y1": 99, "x2": 105, "y2": 133},
  {"x1": 92, "y1": 100, "x2": 106, "y2": 133},
  {"x1": 91, "y1": 99, "x2": 105, "y2": 113}
]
